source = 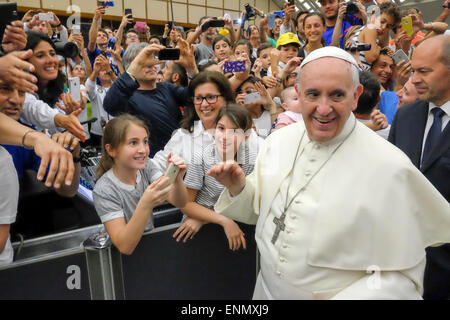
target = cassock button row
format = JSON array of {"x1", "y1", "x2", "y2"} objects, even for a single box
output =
[
  {"x1": 282, "y1": 244, "x2": 288, "y2": 249},
  {"x1": 276, "y1": 270, "x2": 282, "y2": 276},
  {"x1": 286, "y1": 229, "x2": 291, "y2": 234},
  {"x1": 280, "y1": 257, "x2": 285, "y2": 263},
  {"x1": 295, "y1": 199, "x2": 302, "y2": 204}
]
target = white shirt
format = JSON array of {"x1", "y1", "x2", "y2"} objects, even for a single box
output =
[
  {"x1": 0, "y1": 147, "x2": 19, "y2": 266},
  {"x1": 252, "y1": 110, "x2": 272, "y2": 139},
  {"x1": 21, "y1": 93, "x2": 59, "y2": 131},
  {"x1": 85, "y1": 78, "x2": 112, "y2": 136},
  {"x1": 421, "y1": 101, "x2": 450, "y2": 163},
  {"x1": 151, "y1": 120, "x2": 215, "y2": 177}
]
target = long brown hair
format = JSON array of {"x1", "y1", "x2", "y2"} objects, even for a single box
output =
[
  {"x1": 96, "y1": 114, "x2": 149, "y2": 179},
  {"x1": 181, "y1": 71, "x2": 234, "y2": 132}
]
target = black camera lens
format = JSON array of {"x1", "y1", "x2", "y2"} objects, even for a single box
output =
[
  {"x1": 346, "y1": 2, "x2": 359, "y2": 15},
  {"x1": 53, "y1": 40, "x2": 79, "y2": 59}
]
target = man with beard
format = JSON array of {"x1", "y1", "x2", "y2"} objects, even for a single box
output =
[
  {"x1": 318, "y1": 0, "x2": 366, "y2": 47},
  {"x1": 187, "y1": 16, "x2": 218, "y2": 65}
]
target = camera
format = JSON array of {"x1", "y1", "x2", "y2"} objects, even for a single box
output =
[
  {"x1": 244, "y1": 3, "x2": 256, "y2": 20},
  {"x1": 346, "y1": 1, "x2": 359, "y2": 15},
  {"x1": 346, "y1": 43, "x2": 371, "y2": 52},
  {"x1": 53, "y1": 39, "x2": 79, "y2": 59}
]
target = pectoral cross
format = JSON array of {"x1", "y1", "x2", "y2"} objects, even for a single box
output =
[{"x1": 271, "y1": 212, "x2": 287, "y2": 244}]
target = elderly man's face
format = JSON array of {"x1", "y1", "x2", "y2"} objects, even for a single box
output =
[
  {"x1": 411, "y1": 38, "x2": 450, "y2": 106},
  {"x1": 298, "y1": 57, "x2": 363, "y2": 143}
]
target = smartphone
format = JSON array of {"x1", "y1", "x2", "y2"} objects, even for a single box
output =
[
  {"x1": 163, "y1": 163, "x2": 180, "y2": 188},
  {"x1": 401, "y1": 16, "x2": 413, "y2": 37},
  {"x1": 244, "y1": 92, "x2": 262, "y2": 104},
  {"x1": 268, "y1": 14, "x2": 276, "y2": 29},
  {"x1": 124, "y1": 8, "x2": 133, "y2": 19},
  {"x1": 273, "y1": 11, "x2": 286, "y2": 18},
  {"x1": 38, "y1": 12, "x2": 54, "y2": 22},
  {"x1": 135, "y1": 22, "x2": 146, "y2": 33},
  {"x1": 157, "y1": 48, "x2": 180, "y2": 60},
  {"x1": 392, "y1": 49, "x2": 409, "y2": 64},
  {"x1": 98, "y1": 1, "x2": 114, "y2": 7},
  {"x1": 288, "y1": 0, "x2": 295, "y2": 6},
  {"x1": 69, "y1": 77, "x2": 81, "y2": 102},
  {"x1": 223, "y1": 61, "x2": 246, "y2": 73},
  {"x1": 0, "y1": 3, "x2": 18, "y2": 42},
  {"x1": 202, "y1": 19, "x2": 225, "y2": 32},
  {"x1": 168, "y1": 21, "x2": 175, "y2": 30}
]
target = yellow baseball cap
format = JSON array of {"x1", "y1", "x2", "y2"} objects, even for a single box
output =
[{"x1": 276, "y1": 32, "x2": 301, "y2": 49}]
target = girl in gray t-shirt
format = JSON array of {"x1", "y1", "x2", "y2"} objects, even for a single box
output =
[{"x1": 93, "y1": 115, "x2": 188, "y2": 255}]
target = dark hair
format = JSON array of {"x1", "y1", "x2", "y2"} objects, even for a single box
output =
[
  {"x1": 125, "y1": 29, "x2": 139, "y2": 36},
  {"x1": 198, "y1": 16, "x2": 212, "y2": 26},
  {"x1": 25, "y1": 31, "x2": 65, "y2": 107},
  {"x1": 302, "y1": 12, "x2": 326, "y2": 47},
  {"x1": 234, "y1": 39, "x2": 253, "y2": 54},
  {"x1": 215, "y1": 103, "x2": 253, "y2": 132},
  {"x1": 97, "y1": 114, "x2": 149, "y2": 179},
  {"x1": 235, "y1": 76, "x2": 263, "y2": 94},
  {"x1": 181, "y1": 71, "x2": 234, "y2": 132},
  {"x1": 171, "y1": 62, "x2": 188, "y2": 87},
  {"x1": 355, "y1": 71, "x2": 381, "y2": 115},
  {"x1": 246, "y1": 24, "x2": 259, "y2": 37},
  {"x1": 149, "y1": 35, "x2": 161, "y2": 44},
  {"x1": 380, "y1": 2, "x2": 401, "y2": 26},
  {"x1": 97, "y1": 28, "x2": 109, "y2": 38},
  {"x1": 257, "y1": 42, "x2": 273, "y2": 57},
  {"x1": 303, "y1": 12, "x2": 326, "y2": 29},
  {"x1": 295, "y1": 10, "x2": 310, "y2": 27}
]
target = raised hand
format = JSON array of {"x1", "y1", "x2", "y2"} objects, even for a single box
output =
[
  {"x1": 0, "y1": 50, "x2": 38, "y2": 94},
  {"x1": 2, "y1": 21, "x2": 27, "y2": 53},
  {"x1": 207, "y1": 161, "x2": 246, "y2": 197}
]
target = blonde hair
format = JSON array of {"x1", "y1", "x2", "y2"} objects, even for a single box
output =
[{"x1": 96, "y1": 114, "x2": 149, "y2": 179}]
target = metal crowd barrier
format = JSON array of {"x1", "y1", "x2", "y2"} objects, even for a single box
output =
[{"x1": 0, "y1": 204, "x2": 257, "y2": 300}]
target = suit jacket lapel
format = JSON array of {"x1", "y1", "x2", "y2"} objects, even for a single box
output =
[
  {"x1": 407, "y1": 101, "x2": 429, "y2": 168},
  {"x1": 421, "y1": 120, "x2": 450, "y2": 172}
]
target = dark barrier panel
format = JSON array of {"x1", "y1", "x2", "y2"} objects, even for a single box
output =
[
  {"x1": 122, "y1": 222, "x2": 257, "y2": 300},
  {"x1": 0, "y1": 253, "x2": 91, "y2": 300}
]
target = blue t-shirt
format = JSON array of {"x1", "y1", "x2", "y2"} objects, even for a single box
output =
[
  {"x1": 87, "y1": 45, "x2": 123, "y2": 76},
  {"x1": 1, "y1": 144, "x2": 41, "y2": 180},
  {"x1": 379, "y1": 91, "x2": 399, "y2": 125},
  {"x1": 323, "y1": 14, "x2": 363, "y2": 48}
]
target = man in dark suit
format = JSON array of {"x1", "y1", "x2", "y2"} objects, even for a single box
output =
[{"x1": 389, "y1": 35, "x2": 450, "y2": 300}]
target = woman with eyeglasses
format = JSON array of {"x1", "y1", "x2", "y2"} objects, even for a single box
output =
[
  {"x1": 173, "y1": 104, "x2": 263, "y2": 249},
  {"x1": 151, "y1": 71, "x2": 235, "y2": 239}
]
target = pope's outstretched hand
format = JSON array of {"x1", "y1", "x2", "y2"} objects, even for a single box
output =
[{"x1": 207, "y1": 161, "x2": 246, "y2": 197}]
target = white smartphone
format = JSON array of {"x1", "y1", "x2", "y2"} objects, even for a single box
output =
[
  {"x1": 38, "y1": 12, "x2": 54, "y2": 22},
  {"x1": 244, "y1": 92, "x2": 262, "y2": 104},
  {"x1": 68, "y1": 77, "x2": 81, "y2": 102},
  {"x1": 73, "y1": 25, "x2": 81, "y2": 35},
  {"x1": 163, "y1": 163, "x2": 180, "y2": 188},
  {"x1": 392, "y1": 49, "x2": 409, "y2": 64}
]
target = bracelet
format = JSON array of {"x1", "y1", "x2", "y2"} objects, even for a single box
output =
[{"x1": 22, "y1": 130, "x2": 35, "y2": 150}]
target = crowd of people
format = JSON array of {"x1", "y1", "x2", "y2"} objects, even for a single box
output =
[{"x1": 0, "y1": 0, "x2": 449, "y2": 300}]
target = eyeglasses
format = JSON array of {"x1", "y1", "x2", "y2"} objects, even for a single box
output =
[{"x1": 193, "y1": 94, "x2": 222, "y2": 105}]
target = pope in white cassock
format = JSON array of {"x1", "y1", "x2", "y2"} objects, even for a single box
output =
[{"x1": 207, "y1": 47, "x2": 450, "y2": 299}]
